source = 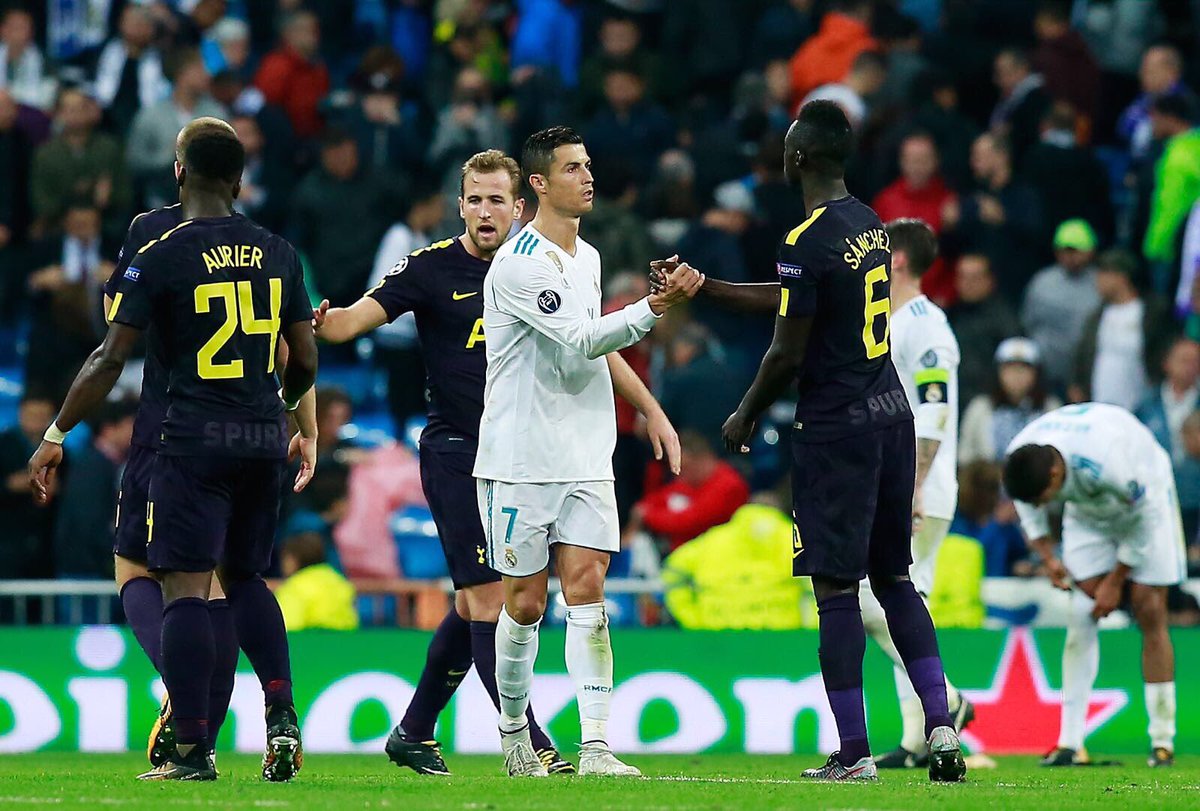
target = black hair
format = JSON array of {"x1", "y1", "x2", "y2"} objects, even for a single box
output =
[
  {"x1": 320, "y1": 125, "x2": 356, "y2": 149},
  {"x1": 86, "y1": 397, "x2": 138, "y2": 434},
  {"x1": 182, "y1": 125, "x2": 244, "y2": 184},
  {"x1": 787, "y1": 100, "x2": 853, "y2": 177},
  {"x1": 1003, "y1": 444, "x2": 1059, "y2": 503},
  {"x1": 1095, "y1": 247, "x2": 1138, "y2": 278},
  {"x1": 851, "y1": 50, "x2": 888, "y2": 74},
  {"x1": 522, "y1": 126, "x2": 584, "y2": 185},
  {"x1": 1037, "y1": 0, "x2": 1072, "y2": 23},
  {"x1": 1152, "y1": 92, "x2": 1198, "y2": 124},
  {"x1": 281, "y1": 532, "x2": 327, "y2": 570},
  {"x1": 885, "y1": 218, "x2": 938, "y2": 277}
]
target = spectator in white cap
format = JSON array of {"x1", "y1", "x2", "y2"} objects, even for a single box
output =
[
  {"x1": 202, "y1": 17, "x2": 252, "y2": 77},
  {"x1": 1021, "y1": 218, "x2": 1101, "y2": 395},
  {"x1": 959, "y1": 337, "x2": 1062, "y2": 466}
]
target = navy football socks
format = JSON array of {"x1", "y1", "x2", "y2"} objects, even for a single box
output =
[
  {"x1": 226, "y1": 577, "x2": 294, "y2": 709},
  {"x1": 878, "y1": 579, "x2": 954, "y2": 736},
  {"x1": 401, "y1": 609, "x2": 474, "y2": 741},
  {"x1": 120, "y1": 576, "x2": 164, "y2": 672},
  {"x1": 816, "y1": 593, "x2": 871, "y2": 766},
  {"x1": 162, "y1": 597, "x2": 214, "y2": 750},
  {"x1": 470, "y1": 620, "x2": 553, "y2": 751},
  {"x1": 207, "y1": 599, "x2": 239, "y2": 748}
]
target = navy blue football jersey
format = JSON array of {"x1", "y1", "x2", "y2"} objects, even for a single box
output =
[
  {"x1": 103, "y1": 205, "x2": 184, "y2": 448},
  {"x1": 108, "y1": 214, "x2": 312, "y2": 458},
  {"x1": 366, "y1": 236, "x2": 489, "y2": 453},
  {"x1": 776, "y1": 196, "x2": 911, "y2": 442}
]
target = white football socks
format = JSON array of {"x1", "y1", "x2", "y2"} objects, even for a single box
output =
[
  {"x1": 565, "y1": 601, "x2": 613, "y2": 745},
  {"x1": 1058, "y1": 590, "x2": 1099, "y2": 751},
  {"x1": 1145, "y1": 681, "x2": 1176, "y2": 750},
  {"x1": 495, "y1": 606, "x2": 540, "y2": 734}
]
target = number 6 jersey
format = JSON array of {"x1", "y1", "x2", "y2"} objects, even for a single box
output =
[
  {"x1": 776, "y1": 195, "x2": 911, "y2": 443},
  {"x1": 108, "y1": 214, "x2": 312, "y2": 458}
]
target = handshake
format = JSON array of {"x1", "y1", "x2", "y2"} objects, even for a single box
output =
[{"x1": 647, "y1": 255, "x2": 705, "y2": 314}]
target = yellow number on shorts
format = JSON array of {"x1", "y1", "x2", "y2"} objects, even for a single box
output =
[
  {"x1": 862, "y1": 264, "x2": 891, "y2": 359},
  {"x1": 194, "y1": 278, "x2": 283, "y2": 379}
]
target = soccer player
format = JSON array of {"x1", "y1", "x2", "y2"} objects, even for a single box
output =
[
  {"x1": 312, "y1": 149, "x2": 571, "y2": 775},
  {"x1": 718, "y1": 101, "x2": 964, "y2": 781},
  {"x1": 1004, "y1": 403, "x2": 1185, "y2": 768},
  {"x1": 859, "y1": 219, "x2": 974, "y2": 768},
  {"x1": 475, "y1": 126, "x2": 700, "y2": 777},
  {"x1": 29, "y1": 120, "x2": 318, "y2": 781}
]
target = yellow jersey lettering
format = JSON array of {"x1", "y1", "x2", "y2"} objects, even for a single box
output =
[{"x1": 465, "y1": 317, "x2": 486, "y2": 349}]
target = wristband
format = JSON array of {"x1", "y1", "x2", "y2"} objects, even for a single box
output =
[
  {"x1": 43, "y1": 422, "x2": 68, "y2": 445},
  {"x1": 284, "y1": 399, "x2": 301, "y2": 413}
]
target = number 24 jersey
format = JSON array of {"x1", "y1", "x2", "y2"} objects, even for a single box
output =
[{"x1": 776, "y1": 195, "x2": 910, "y2": 443}]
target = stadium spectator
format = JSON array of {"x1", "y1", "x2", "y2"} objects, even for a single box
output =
[
  {"x1": 200, "y1": 17, "x2": 251, "y2": 77},
  {"x1": 927, "y1": 530, "x2": 985, "y2": 628},
  {"x1": 748, "y1": 0, "x2": 815, "y2": 68},
  {"x1": 951, "y1": 460, "x2": 1031, "y2": 577},
  {"x1": 1032, "y1": 0, "x2": 1101, "y2": 137},
  {"x1": 0, "y1": 8, "x2": 55, "y2": 111},
  {"x1": 428, "y1": 66, "x2": 509, "y2": 185},
  {"x1": 1022, "y1": 105, "x2": 1115, "y2": 242},
  {"x1": 629, "y1": 431, "x2": 750, "y2": 553},
  {"x1": 787, "y1": 0, "x2": 875, "y2": 111},
  {"x1": 254, "y1": 10, "x2": 330, "y2": 139},
  {"x1": 315, "y1": 387, "x2": 353, "y2": 460},
  {"x1": 126, "y1": 49, "x2": 227, "y2": 209},
  {"x1": 662, "y1": 497, "x2": 816, "y2": 630},
  {"x1": 942, "y1": 132, "x2": 1045, "y2": 304},
  {"x1": 883, "y1": 70, "x2": 978, "y2": 193},
  {"x1": 660, "y1": 322, "x2": 754, "y2": 456},
  {"x1": 1071, "y1": 248, "x2": 1173, "y2": 409},
  {"x1": 662, "y1": 0, "x2": 748, "y2": 103},
  {"x1": 947, "y1": 253, "x2": 1023, "y2": 408},
  {"x1": 333, "y1": 443, "x2": 426, "y2": 579},
  {"x1": 0, "y1": 88, "x2": 38, "y2": 282},
  {"x1": 959, "y1": 337, "x2": 1062, "y2": 466},
  {"x1": 339, "y1": 46, "x2": 425, "y2": 177},
  {"x1": 291, "y1": 127, "x2": 404, "y2": 307},
  {"x1": 52, "y1": 398, "x2": 137, "y2": 580},
  {"x1": 1021, "y1": 219, "x2": 1102, "y2": 394},
  {"x1": 1136, "y1": 337, "x2": 1200, "y2": 464},
  {"x1": 989, "y1": 48, "x2": 1051, "y2": 169},
  {"x1": 872, "y1": 132, "x2": 957, "y2": 304},
  {"x1": 230, "y1": 114, "x2": 290, "y2": 232},
  {"x1": 275, "y1": 533, "x2": 359, "y2": 632},
  {"x1": 509, "y1": 0, "x2": 582, "y2": 89},
  {"x1": 90, "y1": 5, "x2": 167, "y2": 135},
  {"x1": 801, "y1": 49, "x2": 887, "y2": 130},
  {"x1": 1143, "y1": 93, "x2": 1200, "y2": 280},
  {"x1": 1175, "y1": 411, "x2": 1200, "y2": 543},
  {"x1": 0, "y1": 393, "x2": 57, "y2": 581},
  {"x1": 578, "y1": 15, "x2": 669, "y2": 118},
  {"x1": 581, "y1": 165, "x2": 656, "y2": 277},
  {"x1": 282, "y1": 459, "x2": 350, "y2": 574},
  {"x1": 30, "y1": 88, "x2": 130, "y2": 238},
  {"x1": 1119, "y1": 44, "x2": 1187, "y2": 162},
  {"x1": 584, "y1": 67, "x2": 675, "y2": 180}
]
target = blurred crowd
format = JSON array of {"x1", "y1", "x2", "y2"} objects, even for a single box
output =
[{"x1": 5, "y1": 0, "x2": 1200, "y2": 628}]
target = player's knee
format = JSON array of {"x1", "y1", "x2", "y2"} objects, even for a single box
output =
[
  {"x1": 1132, "y1": 587, "x2": 1168, "y2": 631},
  {"x1": 867, "y1": 573, "x2": 911, "y2": 599},
  {"x1": 161, "y1": 570, "x2": 212, "y2": 603},
  {"x1": 114, "y1": 555, "x2": 154, "y2": 590},
  {"x1": 461, "y1": 583, "x2": 503, "y2": 623},
  {"x1": 507, "y1": 590, "x2": 546, "y2": 625},
  {"x1": 812, "y1": 576, "x2": 859, "y2": 604}
]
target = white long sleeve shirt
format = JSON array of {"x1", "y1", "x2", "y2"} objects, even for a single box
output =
[
  {"x1": 1006, "y1": 403, "x2": 1171, "y2": 569},
  {"x1": 473, "y1": 226, "x2": 659, "y2": 483}
]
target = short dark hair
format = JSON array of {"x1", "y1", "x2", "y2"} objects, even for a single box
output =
[
  {"x1": 282, "y1": 532, "x2": 327, "y2": 571},
  {"x1": 678, "y1": 430, "x2": 714, "y2": 457},
  {"x1": 1152, "y1": 92, "x2": 1197, "y2": 124},
  {"x1": 886, "y1": 218, "x2": 938, "y2": 277},
  {"x1": 852, "y1": 50, "x2": 888, "y2": 74},
  {"x1": 181, "y1": 121, "x2": 244, "y2": 183},
  {"x1": 1003, "y1": 444, "x2": 1058, "y2": 503},
  {"x1": 316, "y1": 386, "x2": 352, "y2": 421},
  {"x1": 788, "y1": 100, "x2": 853, "y2": 176},
  {"x1": 1037, "y1": 0, "x2": 1072, "y2": 23},
  {"x1": 1095, "y1": 247, "x2": 1138, "y2": 278},
  {"x1": 320, "y1": 125, "x2": 356, "y2": 150},
  {"x1": 86, "y1": 397, "x2": 137, "y2": 434},
  {"x1": 522, "y1": 126, "x2": 584, "y2": 185},
  {"x1": 997, "y1": 47, "x2": 1032, "y2": 71}
]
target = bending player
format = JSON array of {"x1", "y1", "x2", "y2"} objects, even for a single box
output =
[
  {"x1": 718, "y1": 102, "x2": 965, "y2": 782},
  {"x1": 101, "y1": 122, "x2": 316, "y2": 770},
  {"x1": 1004, "y1": 402, "x2": 1184, "y2": 768},
  {"x1": 30, "y1": 120, "x2": 317, "y2": 781},
  {"x1": 313, "y1": 150, "x2": 571, "y2": 775},
  {"x1": 475, "y1": 127, "x2": 700, "y2": 777}
]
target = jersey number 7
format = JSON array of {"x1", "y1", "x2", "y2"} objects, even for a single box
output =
[
  {"x1": 862, "y1": 264, "x2": 890, "y2": 359},
  {"x1": 194, "y1": 279, "x2": 282, "y2": 379}
]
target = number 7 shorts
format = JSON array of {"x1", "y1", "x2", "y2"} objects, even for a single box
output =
[{"x1": 475, "y1": 479, "x2": 621, "y2": 577}]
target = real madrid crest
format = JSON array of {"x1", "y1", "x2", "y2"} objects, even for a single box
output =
[{"x1": 504, "y1": 547, "x2": 518, "y2": 569}]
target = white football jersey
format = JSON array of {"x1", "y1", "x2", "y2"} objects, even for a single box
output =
[
  {"x1": 889, "y1": 295, "x2": 959, "y2": 520},
  {"x1": 1006, "y1": 403, "x2": 1174, "y2": 569},
  {"x1": 473, "y1": 225, "x2": 659, "y2": 483}
]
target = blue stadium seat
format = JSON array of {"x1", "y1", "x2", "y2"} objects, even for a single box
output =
[
  {"x1": 0, "y1": 366, "x2": 22, "y2": 428},
  {"x1": 318, "y1": 362, "x2": 386, "y2": 410},
  {"x1": 340, "y1": 409, "x2": 398, "y2": 447},
  {"x1": 392, "y1": 505, "x2": 448, "y2": 579}
]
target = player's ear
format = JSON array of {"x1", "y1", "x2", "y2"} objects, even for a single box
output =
[
  {"x1": 232, "y1": 177, "x2": 242, "y2": 201},
  {"x1": 513, "y1": 196, "x2": 525, "y2": 219},
  {"x1": 176, "y1": 164, "x2": 186, "y2": 188},
  {"x1": 458, "y1": 196, "x2": 466, "y2": 220},
  {"x1": 528, "y1": 173, "x2": 546, "y2": 196}
]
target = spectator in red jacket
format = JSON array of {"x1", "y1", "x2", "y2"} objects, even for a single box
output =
[
  {"x1": 253, "y1": 10, "x2": 330, "y2": 139},
  {"x1": 788, "y1": 0, "x2": 876, "y2": 113},
  {"x1": 631, "y1": 431, "x2": 750, "y2": 552},
  {"x1": 873, "y1": 131, "x2": 957, "y2": 305}
]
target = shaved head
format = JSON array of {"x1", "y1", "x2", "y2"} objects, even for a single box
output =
[{"x1": 785, "y1": 100, "x2": 853, "y2": 184}]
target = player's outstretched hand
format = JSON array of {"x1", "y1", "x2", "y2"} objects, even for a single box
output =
[
  {"x1": 646, "y1": 410, "x2": 682, "y2": 475},
  {"x1": 721, "y1": 410, "x2": 754, "y2": 454},
  {"x1": 27, "y1": 441, "x2": 63, "y2": 505},
  {"x1": 1044, "y1": 556, "x2": 1071, "y2": 591},
  {"x1": 312, "y1": 299, "x2": 330, "y2": 332},
  {"x1": 293, "y1": 436, "x2": 318, "y2": 493},
  {"x1": 648, "y1": 262, "x2": 704, "y2": 313},
  {"x1": 648, "y1": 255, "x2": 679, "y2": 294}
]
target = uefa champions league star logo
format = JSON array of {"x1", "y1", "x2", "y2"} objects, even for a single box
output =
[{"x1": 537, "y1": 290, "x2": 561, "y2": 314}]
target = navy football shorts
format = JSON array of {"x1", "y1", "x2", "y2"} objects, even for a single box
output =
[
  {"x1": 113, "y1": 444, "x2": 156, "y2": 563},
  {"x1": 791, "y1": 420, "x2": 916, "y2": 583},
  {"x1": 146, "y1": 454, "x2": 285, "y2": 575},
  {"x1": 420, "y1": 448, "x2": 501, "y2": 589}
]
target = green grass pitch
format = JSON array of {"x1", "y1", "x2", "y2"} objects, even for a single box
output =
[{"x1": 1, "y1": 753, "x2": 1198, "y2": 810}]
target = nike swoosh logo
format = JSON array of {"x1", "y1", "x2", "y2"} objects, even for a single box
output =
[
  {"x1": 448, "y1": 669, "x2": 470, "y2": 676},
  {"x1": 452, "y1": 291, "x2": 478, "y2": 300}
]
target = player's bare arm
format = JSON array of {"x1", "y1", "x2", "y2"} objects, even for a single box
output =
[
  {"x1": 650, "y1": 257, "x2": 778, "y2": 313},
  {"x1": 312, "y1": 296, "x2": 388, "y2": 343},
  {"x1": 607, "y1": 353, "x2": 682, "y2": 475},
  {"x1": 913, "y1": 437, "x2": 941, "y2": 521},
  {"x1": 722, "y1": 314, "x2": 813, "y2": 453},
  {"x1": 1028, "y1": 534, "x2": 1070, "y2": 589},
  {"x1": 27, "y1": 323, "x2": 142, "y2": 502}
]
